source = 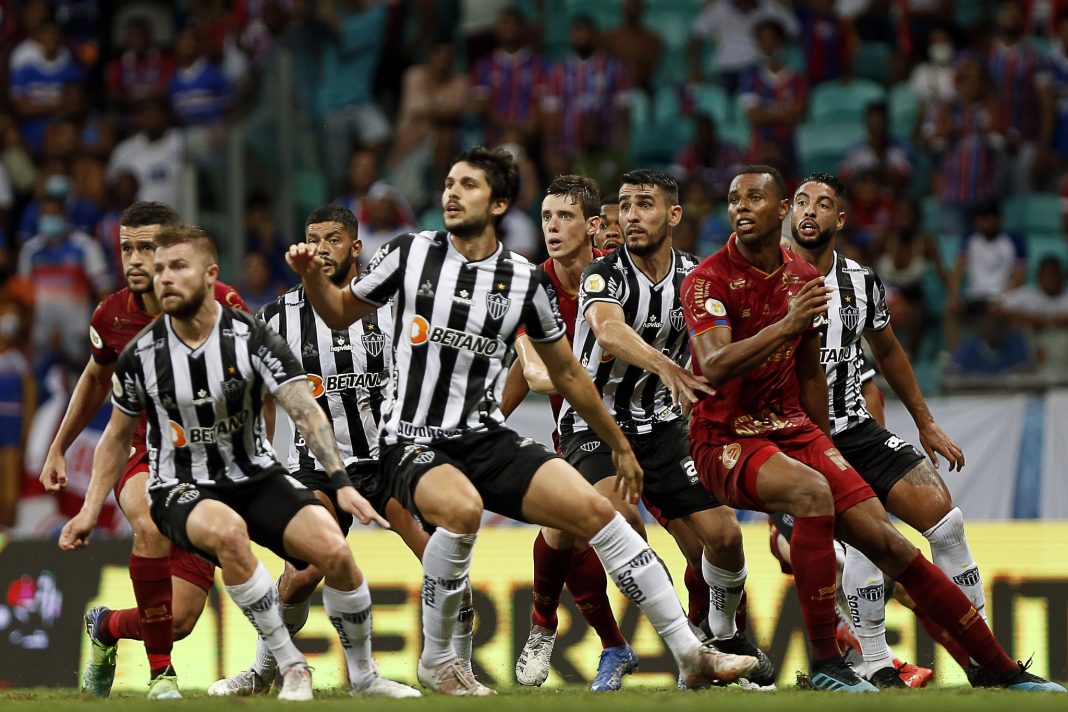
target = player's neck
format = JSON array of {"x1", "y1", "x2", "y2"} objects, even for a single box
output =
[
  {"x1": 553, "y1": 244, "x2": 596, "y2": 293},
  {"x1": 735, "y1": 233, "x2": 783, "y2": 273},
  {"x1": 793, "y1": 240, "x2": 835, "y2": 275},
  {"x1": 170, "y1": 300, "x2": 219, "y2": 348},
  {"x1": 140, "y1": 289, "x2": 162, "y2": 316},
  {"x1": 627, "y1": 243, "x2": 673, "y2": 284},
  {"x1": 449, "y1": 230, "x2": 499, "y2": 262}
]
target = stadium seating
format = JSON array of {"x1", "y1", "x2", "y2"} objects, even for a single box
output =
[
  {"x1": 630, "y1": 115, "x2": 694, "y2": 166},
  {"x1": 692, "y1": 83, "x2": 732, "y2": 125},
  {"x1": 797, "y1": 119, "x2": 865, "y2": 176},
  {"x1": 888, "y1": 82, "x2": 920, "y2": 141},
  {"x1": 808, "y1": 78, "x2": 886, "y2": 123},
  {"x1": 853, "y1": 42, "x2": 893, "y2": 86},
  {"x1": 1003, "y1": 192, "x2": 1062, "y2": 236}
]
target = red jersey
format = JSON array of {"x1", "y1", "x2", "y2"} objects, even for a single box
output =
[
  {"x1": 680, "y1": 235, "x2": 821, "y2": 444},
  {"x1": 88, "y1": 281, "x2": 248, "y2": 447}
]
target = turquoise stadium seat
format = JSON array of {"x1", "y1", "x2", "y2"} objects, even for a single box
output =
[
  {"x1": 1027, "y1": 233, "x2": 1068, "y2": 280},
  {"x1": 809, "y1": 79, "x2": 886, "y2": 123},
  {"x1": 692, "y1": 83, "x2": 732, "y2": 124},
  {"x1": 797, "y1": 120, "x2": 865, "y2": 176},
  {"x1": 1003, "y1": 192, "x2": 1062, "y2": 235},
  {"x1": 923, "y1": 196, "x2": 943, "y2": 235},
  {"x1": 853, "y1": 42, "x2": 892, "y2": 86},
  {"x1": 889, "y1": 82, "x2": 919, "y2": 141},
  {"x1": 566, "y1": 0, "x2": 621, "y2": 26},
  {"x1": 630, "y1": 90, "x2": 653, "y2": 129},
  {"x1": 420, "y1": 206, "x2": 445, "y2": 232},
  {"x1": 630, "y1": 116, "x2": 694, "y2": 165}
]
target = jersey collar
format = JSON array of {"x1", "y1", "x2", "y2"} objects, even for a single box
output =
[{"x1": 726, "y1": 233, "x2": 792, "y2": 279}]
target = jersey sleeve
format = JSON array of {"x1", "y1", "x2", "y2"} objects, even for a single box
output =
[
  {"x1": 865, "y1": 269, "x2": 890, "y2": 332},
  {"x1": 681, "y1": 268, "x2": 730, "y2": 337},
  {"x1": 89, "y1": 300, "x2": 120, "y2": 364},
  {"x1": 521, "y1": 270, "x2": 566, "y2": 343},
  {"x1": 216, "y1": 281, "x2": 250, "y2": 312},
  {"x1": 351, "y1": 234, "x2": 408, "y2": 307},
  {"x1": 111, "y1": 346, "x2": 145, "y2": 416},
  {"x1": 577, "y1": 258, "x2": 625, "y2": 315},
  {"x1": 249, "y1": 319, "x2": 306, "y2": 394}
]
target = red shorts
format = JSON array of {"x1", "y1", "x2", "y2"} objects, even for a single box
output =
[
  {"x1": 693, "y1": 424, "x2": 875, "y2": 515},
  {"x1": 114, "y1": 446, "x2": 150, "y2": 501}
]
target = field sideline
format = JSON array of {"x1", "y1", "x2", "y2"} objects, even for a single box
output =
[{"x1": 3, "y1": 687, "x2": 1068, "y2": 711}]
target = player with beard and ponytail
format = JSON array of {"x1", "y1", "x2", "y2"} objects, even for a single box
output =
[
  {"x1": 682, "y1": 164, "x2": 1064, "y2": 693},
  {"x1": 39, "y1": 202, "x2": 248, "y2": 699}
]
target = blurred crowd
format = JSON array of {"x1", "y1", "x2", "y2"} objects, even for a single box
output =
[{"x1": 3, "y1": 0, "x2": 1068, "y2": 530}]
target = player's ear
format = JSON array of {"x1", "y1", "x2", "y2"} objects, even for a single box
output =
[
  {"x1": 837, "y1": 210, "x2": 846, "y2": 232},
  {"x1": 668, "y1": 203, "x2": 683, "y2": 228},
  {"x1": 778, "y1": 198, "x2": 790, "y2": 221},
  {"x1": 491, "y1": 197, "x2": 510, "y2": 218},
  {"x1": 352, "y1": 237, "x2": 363, "y2": 259},
  {"x1": 586, "y1": 215, "x2": 601, "y2": 238}
]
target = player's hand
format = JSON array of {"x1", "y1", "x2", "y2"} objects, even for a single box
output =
[
  {"x1": 659, "y1": 363, "x2": 715, "y2": 416},
  {"x1": 918, "y1": 421, "x2": 965, "y2": 472},
  {"x1": 783, "y1": 278, "x2": 832, "y2": 336},
  {"x1": 286, "y1": 242, "x2": 326, "y2": 278},
  {"x1": 612, "y1": 448, "x2": 643, "y2": 505},
  {"x1": 337, "y1": 486, "x2": 391, "y2": 529},
  {"x1": 40, "y1": 450, "x2": 68, "y2": 493},
  {"x1": 58, "y1": 509, "x2": 98, "y2": 551}
]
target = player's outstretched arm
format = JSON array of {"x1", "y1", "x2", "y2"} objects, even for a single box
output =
[
  {"x1": 866, "y1": 324, "x2": 964, "y2": 471},
  {"x1": 286, "y1": 242, "x2": 375, "y2": 330},
  {"x1": 58, "y1": 408, "x2": 138, "y2": 550},
  {"x1": 796, "y1": 331, "x2": 831, "y2": 435},
  {"x1": 41, "y1": 357, "x2": 116, "y2": 492},
  {"x1": 273, "y1": 379, "x2": 390, "y2": 528},
  {"x1": 531, "y1": 336, "x2": 643, "y2": 503},
  {"x1": 516, "y1": 333, "x2": 556, "y2": 394}
]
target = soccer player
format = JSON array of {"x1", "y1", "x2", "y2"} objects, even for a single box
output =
[
  {"x1": 788, "y1": 172, "x2": 993, "y2": 687},
  {"x1": 286, "y1": 146, "x2": 758, "y2": 696},
  {"x1": 59, "y1": 226, "x2": 417, "y2": 701},
  {"x1": 206, "y1": 205, "x2": 427, "y2": 697},
  {"x1": 681, "y1": 164, "x2": 1064, "y2": 693},
  {"x1": 596, "y1": 194, "x2": 622, "y2": 252},
  {"x1": 500, "y1": 175, "x2": 639, "y2": 691},
  {"x1": 38, "y1": 202, "x2": 247, "y2": 699}
]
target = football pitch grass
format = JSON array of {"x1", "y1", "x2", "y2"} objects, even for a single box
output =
[{"x1": 2, "y1": 686, "x2": 1066, "y2": 711}]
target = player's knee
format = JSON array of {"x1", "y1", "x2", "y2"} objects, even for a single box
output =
[
  {"x1": 443, "y1": 496, "x2": 483, "y2": 534},
  {"x1": 574, "y1": 494, "x2": 618, "y2": 539},
  {"x1": 791, "y1": 475, "x2": 834, "y2": 516},
  {"x1": 172, "y1": 610, "x2": 198, "y2": 640},
  {"x1": 705, "y1": 516, "x2": 744, "y2": 560},
  {"x1": 211, "y1": 520, "x2": 250, "y2": 560},
  {"x1": 314, "y1": 536, "x2": 355, "y2": 579}
]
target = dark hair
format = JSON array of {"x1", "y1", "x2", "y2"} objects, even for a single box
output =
[
  {"x1": 865, "y1": 102, "x2": 888, "y2": 117},
  {"x1": 734, "y1": 164, "x2": 787, "y2": 200},
  {"x1": 452, "y1": 146, "x2": 519, "y2": 207},
  {"x1": 797, "y1": 172, "x2": 847, "y2": 200},
  {"x1": 120, "y1": 201, "x2": 181, "y2": 228},
  {"x1": 619, "y1": 169, "x2": 679, "y2": 206},
  {"x1": 1038, "y1": 255, "x2": 1064, "y2": 272},
  {"x1": 753, "y1": 18, "x2": 786, "y2": 42},
  {"x1": 601, "y1": 193, "x2": 619, "y2": 206},
  {"x1": 545, "y1": 174, "x2": 601, "y2": 219},
  {"x1": 305, "y1": 204, "x2": 359, "y2": 241},
  {"x1": 155, "y1": 225, "x2": 218, "y2": 263},
  {"x1": 572, "y1": 13, "x2": 597, "y2": 30},
  {"x1": 499, "y1": 7, "x2": 526, "y2": 23},
  {"x1": 974, "y1": 199, "x2": 1002, "y2": 217}
]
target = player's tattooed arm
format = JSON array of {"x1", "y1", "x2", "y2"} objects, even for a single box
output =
[{"x1": 274, "y1": 379, "x2": 345, "y2": 474}]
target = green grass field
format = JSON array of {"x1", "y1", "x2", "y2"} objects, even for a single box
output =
[{"x1": 2, "y1": 686, "x2": 1066, "y2": 711}]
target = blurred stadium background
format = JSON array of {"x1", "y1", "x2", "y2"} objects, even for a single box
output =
[{"x1": 1, "y1": 0, "x2": 1068, "y2": 692}]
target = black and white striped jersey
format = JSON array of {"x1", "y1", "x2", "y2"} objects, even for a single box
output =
[
  {"x1": 350, "y1": 230, "x2": 565, "y2": 445},
  {"x1": 819, "y1": 251, "x2": 890, "y2": 435},
  {"x1": 111, "y1": 307, "x2": 305, "y2": 490},
  {"x1": 258, "y1": 285, "x2": 393, "y2": 472},
  {"x1": 559, "y1": 247, "x2": 699, "y2": 436}
]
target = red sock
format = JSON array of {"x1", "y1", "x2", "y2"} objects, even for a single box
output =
[
  {"x1": 567, "y1": 547, "x2": 627, "y2": 649},
  {"x1": 684, "y1": 563, "x2": 709, "y2": 627},
  {"x1": 895, "y1": 553, "x2": 1015, "y2": 677},
  {"x1": 104, "y1": 607, "x2": 143, "y2": 643},
  {"x1": 129, "y1": 554, "x2": 175, "y2": 677},
  {"x1": 790, "y1": 515, "x2": 840, "y2": 661},
  {"x1": 736, "y1": 589, "x2": 749, "y2": 634},
  {"x1": 912, "y1": 603, "x2": 972, "y2": 668},
  {"x1": 532, "y1": 531, "x2": 573, "y2": 630}
]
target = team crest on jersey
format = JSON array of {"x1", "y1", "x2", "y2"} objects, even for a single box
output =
[
  {"x1": 721, "y1": 443, "x2": 742, "y2": 470},
  {"x1": 670, "y1": 307, "x2": 685, "y2": 331},
  {"x1": 486, "y1": 292, "x2": 510, "y2": 320},
  {"x1": 580, "y1": 440, "x2": 601, "y2": 453},
  {"x1": 839, "y1": 303, "x2": 860, "y2": 331},
  {"x1": 363, "y1": 330, "x2": 384, "y2": 358},
  {"x1": 222, "y1": 377, "x2": 245, "y2": 402}
]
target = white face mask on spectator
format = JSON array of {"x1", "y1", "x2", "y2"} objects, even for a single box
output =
[
  {"x1": 0, "y1": 313, "x2": 20, "y2": 341},
  {"x1": 929, "y1": 43, "x2": 954, "y2": 65}
]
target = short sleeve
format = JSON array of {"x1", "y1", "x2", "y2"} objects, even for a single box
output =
[
  {"x1": 111, "y1": 347, "x2": 145, "y2": 416},
  {"x1": 521, "y1": 271, "x2": 565, "y2": 343},
  {"x1": 681, "y1": 269, "x2": 730, "y2": 337},
  {"x1": 216, "y1": 281, "x2": 250, "y2": 312},
  {"x1": 577, "y1": 258, "x2": 626, "y2": 315},
  {"x1": 865, "y1": 270, "x2": 890, "y2": 331},
  {"x1": 351, "y1": 234, "x2": 408, "y2": 306},
  {"x1": 249, "y1": 320, "x2": 306, "y2": 393},
  {"x1": 89, "y1": 302, "x2": 119, "y2": 364}
]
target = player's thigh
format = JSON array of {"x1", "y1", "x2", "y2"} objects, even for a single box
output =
[
  {"x1": 884, "y1": 460, "x2": 955, "y2": 532},
  {"x1": 385, "y1": 497, "x2": 430, "y2": 561},
  {"x1": 119, "y1": 471, "x2": 170, "y2": 555},
  {"x1": 413, "y1": 463, "x2": 484, "y2": 532},
  {"x1": 521, "y1": 458, "x2": 616, "y2": 540},
  {"x1": 753, "y1": 453, "x2": 835, "y2": 515},
  {"x1": 184, "y1": 498, "x2": 249, "y2": 556}
]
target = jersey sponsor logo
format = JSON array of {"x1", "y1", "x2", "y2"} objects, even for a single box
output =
[
  {"x1": 680, "y1": 457, "x2": 698, "y2": 485},
  {"x1": 705, "y1": 299, "x2": 727, "y2": 317},
  {"x1": 396, "y1": 420, "x2": 464, "y2": 440},
  {"x1": 169, "y1": 411, "x2": 249, "y2": 446},
  {"x1": 884, "y1": 435, "x2": 910, "y2": 452},
  {"x1": 191, "y1": 389, "x2": 215, "y2": 406},
  {"x1": 331, "y1": 335, "x2": 352, "y2": 352},
  {"x1": 728, "y1": 278, "x2": 749, "y2": 290},
  {"x1": 89, "y1": 325, "x2": 104, "y2": 349},
  {"x1": 670, "y1": 307, "x2": 685, "y2": 331},
  {"x1": 410, "y1": 315, "x2": 506, "y2": 358},
  {"x1": 307, "y1": 371, "x2": 386, "y2": 398},
  {"x1": 408, "y1": 315, "x2": 431, "y2": 345},
  {"x1": 452, "y1": 288, "x2": 475, "y2": 307},
  {"x1": 642, "y1": 315, "x2": 663, "y2": 329},
  {"x1": 225, "y1": 290, "x2": 241, "y2": 307},
  {"x1": 169, "y1": 421, "x2": 188, "y2": 447},
  {"x1": 583, "y1": 273, "x2": 606, "y2": 294},
  {"x1": 720, "y1": 443, "x2": 742, "y2": 470},
  {"x1": 486, "y1": 292, "x2": 511, "y2": 320},
  {"x1": 820, "y1": 346, "x2": 854, "y2": 364},
  {"x1": 256, "y1": 345, "x2": 289, "y2": 380},
  {"x1": 839, "y1": 304, "x2": 860, "y2": 331}
]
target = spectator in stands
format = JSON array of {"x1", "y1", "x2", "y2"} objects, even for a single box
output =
[
  {"x1": 17, "y1": 195, "x2": 111, "y2": 368},
  {"x1": 947, "y1": 302, "x2": 1033, "y2": 376},
  {"x1": 796, "y1": 0, "x2": 857, "y2": 85},
  {"x1": 909, "y1": 24, "x2": 959, "y2": 108},
  {"x1": 739, "y1": 19, "x2": 807, "y2": 181},
  {"x1": 470, "y1": 8, "x2": 548, "y2": 152},
  {"x1": 872, "y1": 198, "x2": 950, "y2": 357},
  {"x1": 335, "y1": 147, "x2": 415, "y2": 230},
  {"x1": 17, "y1": 167, "x2": 102, "y2": 244},
  {"x1": 237, "y1": 250, "x2": 284, "y2": 313},
  {"x1": 9, "y1": 20, "x2": 84, "y2": 157},
  {"x1": 65, "y1": 84, "x2": 115, "y2": 161},
  {"x1": 459, "y1": 0, "x2": 514, "y2": 66},
  {"x1": 105, "y1": 16, "x2": 174, "y2": 109},
  {"x1": 839, "y1": 103, "x2": 915, "y2": 193},
  {"x1": 994, "y1": 255, "x2": 1068, "y2": 382},
  {"x1": 901, "y1": 0, "x2": 954, "y2": 64},
  {"x1": 843, "y1": 168, "x2": 895, "y2": 260},
  {"x1": 386, "y1": 41, "x2": 468, "y2": 211},
  {"x1": 670, "y1": 113, "x2": 745, "y2": 200},
  {"x1": 358, "y1": 182, "x2": 418, "y2": 268},
  {"x1": 677, "y1": 178, "x2": 731, "y2": 257},
  {"x1": 96, "y1": 171, "x2": 139, "y2": 280},
  {"x1": 988, "y1": 0, "x2": 1055, "y2": 192},
  {"x1": 168, "y1": 28, "x2": 232, "y2": 130},
  {"x1": 0, "y1": 159, "x2": 12, "y2": 249},
  {"x1": 316, "y1": 0, "x2": 390, "y2": 187},
  {"x1": 244, "y1": 190, "x2": 290, "y2": 284},
  {"x1": 0, "y1": 115, "x2": 38, "y2": 199},
  {"x1": 8, "y1": 0, "x2": 52, "y2": 74},
  {"x1": 1050, "y1": 11, "x2": 1068, "y2": 166},
  {"x1": 687, "y1": 0, "x2": 799, "y2": 93},
  {"x1": 0, "y1": 295, "x2": 34, "y2": 528},
  {"x1": 601, "y1": 0, "x2": 663, "y2": 94},
  {"x1": 106, "y1": 98, "x2": 184, "y2": 210}
]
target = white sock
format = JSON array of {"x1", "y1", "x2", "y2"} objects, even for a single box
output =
[
  {"x1": 251, "y1": 583, "x2": 311, "y2": 680},
  {"x1": 842, "y1": 544, "x2": 894, "y2": 677},
  {"x1": 225, "y1": 562, "x2": 304, "y2": 672},
  {"x1": 323, "y1": 582, "x2": 375, "y2": 688},
  {"x1": 589, "y1": 513, "x2": 699, "y2": 668},
  {"x1": 924, "y1": 507, "x2": 986, "y2": 620},
  {"x1": 420, "y1": 528, "x2": 476, "y2": 667},
  {"x1": 701, "y1": 554, "x2": 745, "y2": 640},
  {"x1": 452, "y1": 579, "x2": 474, "y2": 669}
]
